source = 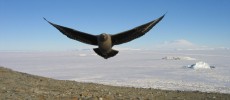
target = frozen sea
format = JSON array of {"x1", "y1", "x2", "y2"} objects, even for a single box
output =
[{"x1": 0, "y1": 50, "x2": 230, "y2": 93}]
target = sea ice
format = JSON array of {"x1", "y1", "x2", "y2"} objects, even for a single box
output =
[{"x1": 0, "y1": 50, "x2": 229, "y2": 93}]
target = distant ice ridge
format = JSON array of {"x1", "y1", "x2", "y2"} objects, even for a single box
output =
[
  {"x1": 187, "y1": 61, "x2": 214, "y2": 69},
  {"x1": 162, "y1": 56, "x2": 196, "y2": 60}
]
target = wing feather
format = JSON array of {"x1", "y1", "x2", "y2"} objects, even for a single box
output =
[{"x1": 44, "y1": 18, "x2": 98, "y2": 45}]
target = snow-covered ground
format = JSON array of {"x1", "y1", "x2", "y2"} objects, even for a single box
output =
[{"x1": 0, "y1": 50, "x2": 230, "y2": 93}]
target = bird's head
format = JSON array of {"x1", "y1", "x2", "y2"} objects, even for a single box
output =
[{"x1": 99, "y1": 33, "x2": 108, "y2": 41}]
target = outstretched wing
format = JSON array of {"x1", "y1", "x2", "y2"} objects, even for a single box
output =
[
  {"x1": 44, "y1": 18, "x2": 98, "y2": 45},
  {"x1": 111, "y1": 14, "x2": 165, "y2": 45}
]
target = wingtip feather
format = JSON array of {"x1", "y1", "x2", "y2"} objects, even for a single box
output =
[{"x1": 43, "y1": 17, "x2": 47, "y2": 21}]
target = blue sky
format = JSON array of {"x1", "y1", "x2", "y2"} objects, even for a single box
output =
[{"x1": 0, "y1": 0, "x2": 230, "y2": 51}]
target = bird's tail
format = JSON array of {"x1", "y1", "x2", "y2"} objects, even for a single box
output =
[{"x1": 93, "y1": 48, "x2": 118, "y2": 59}]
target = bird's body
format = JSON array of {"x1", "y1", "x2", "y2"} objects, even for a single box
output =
[
  {"x1": 98, "y1": 34, "x2": 112, "y2": 54},
  {"x1": 44, "y1": 15, "x2": 164, "y2": 59},
  {"x1": 95, "y1": 33, "x2": 118, "y2": 59}
]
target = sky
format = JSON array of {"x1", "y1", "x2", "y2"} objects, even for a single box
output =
[{"x1": 0, "y1": 0, "x2": 230, "y2": 51}]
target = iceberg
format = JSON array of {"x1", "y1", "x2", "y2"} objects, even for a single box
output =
[{"x1": 187, "y1": 61, "x2": 214, "y2": 69}]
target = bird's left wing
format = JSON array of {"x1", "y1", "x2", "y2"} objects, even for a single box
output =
[
  {"x1": 44, "y1": 18, "x2": 98, "y2": 45},
  {"x1": 111, "y1": 15, "x2": 164, "y2": 45}
]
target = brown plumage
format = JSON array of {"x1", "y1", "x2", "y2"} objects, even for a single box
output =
[{"x1": 44, "y1": 15, "x2": 164, "y2": 59}]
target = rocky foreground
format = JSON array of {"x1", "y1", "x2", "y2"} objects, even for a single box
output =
[{"x1": 0, "y1": 67, "x2": 229, "y2": 100}]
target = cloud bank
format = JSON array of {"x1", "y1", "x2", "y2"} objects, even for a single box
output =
[
  {"x1": 155, "y1": 39, "x2": 196, "y2": 50},
  {"x1": 154, "y1": 39, "x2": 229, "y2": 50}
]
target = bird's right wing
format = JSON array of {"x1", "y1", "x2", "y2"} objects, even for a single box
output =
[
  {"x1": 111, "y1": 15, "x2": 164, "y2": 45},
  {"x1": 44, "y1": 18, "x2": 98, "y2": 45}
]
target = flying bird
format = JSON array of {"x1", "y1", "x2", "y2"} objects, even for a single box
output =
[{"x1": 44, "y1": 15, "x2": 164, "y2": 59}]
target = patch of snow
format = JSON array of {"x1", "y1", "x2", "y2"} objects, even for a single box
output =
[{"x1": 162, "y1": 56, "x2": 196, "y2": 60}]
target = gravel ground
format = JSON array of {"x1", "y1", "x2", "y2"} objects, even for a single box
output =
[{"x1": 0, "y1": 66, "x2": 229, "y2": 100}]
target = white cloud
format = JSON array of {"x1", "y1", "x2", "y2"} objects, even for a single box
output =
[
  {"x1": 155, "y1": 39, "x2": 197, "y2": 50},
  {"x1": 154, "y1": 39, "x2": 230, "y2": 51}
]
